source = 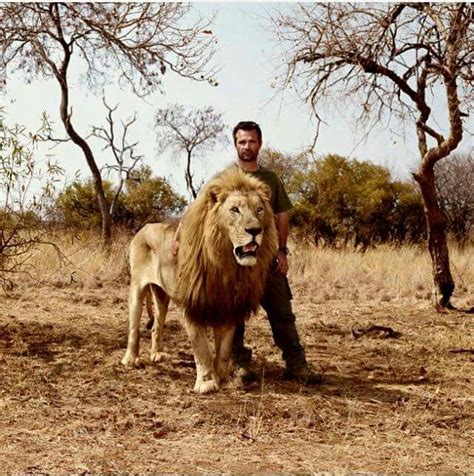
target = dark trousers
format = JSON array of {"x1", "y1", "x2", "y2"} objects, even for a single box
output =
[{"x1": 232, "y1": 263, "x2": 307, "y2": 372}]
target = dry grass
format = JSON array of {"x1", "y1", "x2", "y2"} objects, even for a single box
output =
[
  {"x1": 1, "y1": 233, "x2": 473, "y2": 472},
  {"x1": 290, "y1": 241, "x2": 473, "y2": 308},
  {"x1": 23, "y1": 230, "x2": 132, "y2": 287},
  {"x1": 19, "y1": 232, "x2": 474, "y2": 308}
]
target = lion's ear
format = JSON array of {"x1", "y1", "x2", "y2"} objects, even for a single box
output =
[{"x1": 206, "y1": 184, "x2": 221, "y2": 203}]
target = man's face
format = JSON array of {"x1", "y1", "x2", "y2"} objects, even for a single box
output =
[{"x1": 235, "y1": 129, "x2": 262, "y2": 163}]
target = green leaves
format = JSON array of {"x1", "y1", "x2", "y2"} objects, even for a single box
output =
[
  {"x1": 290, "y1": 154, "x2": 425, "y2": 247},
  {"x1": 54, "y1": 167, "x2": 186, "y2": 232}
]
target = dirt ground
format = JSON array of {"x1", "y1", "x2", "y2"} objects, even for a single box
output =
[{"x1": 1, "y1": 281, "x2": 473, "y2": 473}]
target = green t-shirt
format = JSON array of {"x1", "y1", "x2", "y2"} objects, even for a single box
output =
[{"x1": 248, "y1": 165, "x2": 292, "y2": 214}]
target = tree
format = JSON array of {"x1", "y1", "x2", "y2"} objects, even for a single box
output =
[
  {"x1": 155, "y1": 105, "x2": 227, "y2": 199},
  {"x1": 0, "y1": 3, "x2": 217, "y2": 246},
  {"x1": 290, "y1": 155, "x2": 425, "y2": 248},
  {"x1": 271, "y1": 3, "x2": 472, "y2": 308},
  {"x1": 91, "y1": 95, "x2": 144, "y2": 223},
  {"x1": 0, "y1": 109, "x2": 63, "y2": 289},
  {"x1": 435, "y1": 152, "x2": 474, "y2": 245},
  {"x1": 53, "y1": 166, "x2": 185, "y2": 232},
  {"x1": 258, "y1": 147, "x2": 311, "y2": 198},
  {"x1": 123, "y1": 165, "x2": 186, "y2": 230}
]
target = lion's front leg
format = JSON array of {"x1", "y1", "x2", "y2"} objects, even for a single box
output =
[
  {"x1": 184, "y1": 314, "x2": 219, "y2": 394},
  {"x1": 214, "y1": 324, "x2": 236, "y2": 387}
]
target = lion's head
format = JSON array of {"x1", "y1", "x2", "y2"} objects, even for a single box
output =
[{"x1": 175, "y1": 166, "x2": 278, "y2": 326}]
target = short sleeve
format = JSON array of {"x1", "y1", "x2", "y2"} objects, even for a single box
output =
[
  {"x1": 251, "y1": 167, "x2": 292, "y2": 214},
  {"x1": 273, "y1": 175, "x2": 292, "y2": 214}
]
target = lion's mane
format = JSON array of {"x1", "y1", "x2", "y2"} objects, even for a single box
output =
[{"x1": 175, "y1": 166, "x2": 278, "y2": 326}]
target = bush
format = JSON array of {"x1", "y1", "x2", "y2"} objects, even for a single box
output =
[
  {"x1": 54, "y1": 179, "x2": 116, "y2": 230},
  {"x1": 435, "y1": 152, "x2": 474, "y2": 245},
  {"x1": 53, "y1": 166, "x2": 186, "y2": 232},
  {"x1": 0, "y1": 109, "x2": 63, "y2": 287},
  {"x1": 122, "y1": 170, "x2": 186, "y2": 230},
  {"x1": 290, "y1": 154, "x2": 425, "y2": 247}
]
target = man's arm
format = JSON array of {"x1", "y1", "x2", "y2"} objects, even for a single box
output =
[{"x1": 275, "y1": 211, "x2": 289, "y2": 274}]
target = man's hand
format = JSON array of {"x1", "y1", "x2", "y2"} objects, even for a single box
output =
[
  {"x1": 171, "y1": 236, "x2": 179, "y2": 257},
  {"x1": 277, "y1": 251, "x2": 289, "y2": 275}
]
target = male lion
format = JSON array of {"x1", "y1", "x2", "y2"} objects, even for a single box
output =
[{"x1": 122, "y1": 167, "x2": 278, "y2": 393}]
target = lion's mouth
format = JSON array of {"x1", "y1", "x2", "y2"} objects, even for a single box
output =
[{"x1": 235, "y1": 242, "x2": 259, "y2": 259}]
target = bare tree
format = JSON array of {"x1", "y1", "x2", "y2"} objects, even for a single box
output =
[
  {"x1": 155, "y1": 105, "x2": 227, "y2": 199},
  {"x1": 435, "y1": 151, "x2": 474, "y2": 246},
  {"x1": 91, "y1": 95, "x2": 143, "y2": 222},
  {"x1": 270, "y1": 3, "x2": 473, "y2": 309},
  {"x1": 0, "y1": 3, "x2": 217, "y2": 246},
  {"x1": 259, "y1": 147, "x2": 310, "y2": 187},
  {"x1": 0, "y1": 109, "x2": 63, "y2": 290}
]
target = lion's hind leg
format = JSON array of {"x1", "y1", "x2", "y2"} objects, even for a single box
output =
[
  {"x1": 214, "y1": 324, "x2": 236, "y2": 388},
  {"x1": 145, "y1": 288, "x2": 154, "y2": 330},
  {"x1": 149, "y1": 284, "x2": 171, "y2": 363},
  {"x1": 122, "y1": 281, "x2": 146, "y2": 367},
  {"x1": 184, "y1": 314, "x2": 220, "y2": 394}
]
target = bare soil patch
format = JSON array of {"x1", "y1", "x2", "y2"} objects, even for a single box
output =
[{"x1": 1, "y1": 282, "x2": 473, "y2": 473}]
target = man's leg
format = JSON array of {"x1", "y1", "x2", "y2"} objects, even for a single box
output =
[
  {"x1": 261, "y1": 268, "x2": 322, "y2": 384},
  {"x1": 232, "y1": 323, "x2": 253, "y2": 367},
  {"x1": 231, "y1": 323, "x2": 258, "y2": 383}
]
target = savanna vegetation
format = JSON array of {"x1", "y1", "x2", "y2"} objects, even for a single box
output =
[
  {"x1": 0, "y1": 229, "x2": 472, "y2": 472},
  {"x1": 54, "y1": 165, "x2": 186, "y2": 232},
  {"x1": 271, "y1": 3, "x2": 472, "y2": 308},
  {"x1": 262, "y1": 150, "x2": 427, "y2": 249},
  {"x1": 0, "y1": 2, "x2": 472, "y2": 473}
]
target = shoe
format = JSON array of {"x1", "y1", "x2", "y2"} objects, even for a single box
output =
[
  {"x1": 284, "y1": 365, "x2": 323, "y2": 385},
  {"x1": 235, "y1": 363, "x2": 259, "y2": 383}
]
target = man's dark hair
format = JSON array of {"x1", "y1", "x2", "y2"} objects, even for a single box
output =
[{"x1": 232, "y1": 121, "x2": 262, "y2": 144}]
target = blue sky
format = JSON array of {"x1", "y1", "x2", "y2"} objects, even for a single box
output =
[{"x1": 2, "y1": 3, "x2": 472, "y2": 198}]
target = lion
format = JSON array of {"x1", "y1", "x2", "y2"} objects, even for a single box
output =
[{"x1": 121, "y1": 166, "x2": 278, "y2": 393}]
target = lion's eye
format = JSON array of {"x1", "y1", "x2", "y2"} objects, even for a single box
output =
[
  {"x1": 230, "y1": 206, "x2": 240, "y2": 213},
  {"x1": 256, "y1": 207, "x2": 264, "y2": 213}
]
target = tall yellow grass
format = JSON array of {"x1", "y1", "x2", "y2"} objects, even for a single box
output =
[
  {"x1": 17, "y1": 231, "x2": 474, "y2": 307},
  {"x1": 289, "y1": 240, "x2": 473, "y2": 306},
  {"x1": 24, "y1": 230, "x2": 132, "y2": 288}
]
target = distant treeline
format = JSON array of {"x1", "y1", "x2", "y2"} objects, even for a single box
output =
[
  {"x1": 260, "y1": 150, "x2": 473, "y2": 249},
  {"x1": 49, "y1": 152, "x2": 472, "y2": 248},
  {"x1": 52, "y1": 165, "x2": 186, "y2": 232}
]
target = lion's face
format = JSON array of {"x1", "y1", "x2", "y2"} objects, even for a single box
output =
[{"x1": 217, "y1": 190, "x2": 269, "y2": 266}]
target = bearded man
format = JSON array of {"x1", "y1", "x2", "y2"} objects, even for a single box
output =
[
  {"x1": 172, "y1": 121, "x2": 321, "y2": 385},
  {"x1": 230, "y1": 121, "x2": 322, "y2": 385}
]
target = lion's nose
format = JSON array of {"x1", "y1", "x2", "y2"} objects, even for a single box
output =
[{"x1": 245, "y1": 227, "x2": 262, "y2": 237}]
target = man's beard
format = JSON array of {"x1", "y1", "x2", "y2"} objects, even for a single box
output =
[{"x1": 238, "y1": 150, "x2": 258, "y2": 162}]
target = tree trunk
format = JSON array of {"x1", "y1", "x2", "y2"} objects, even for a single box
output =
[
  {"x1": 185, "y1": 150, "x2": 198, "y2": 199},
  {"x1": 47, "y1": 3, "x2": 113, "y2": 248},
  {"x1": 59, "y1": 97, "x2": 113, "y2": 248},
  {"x1": 414, "y1": 167, "x2": 455, "y2": 309},
  {"x1": 57, "y1": 75, "x2": 112, "y2": 248}
]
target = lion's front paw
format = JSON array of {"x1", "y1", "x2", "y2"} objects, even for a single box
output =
[
  {"x1": 121, "y1": 352, "x2": 140, "y2": 367},
  {"x1": 150, "y1": 351, "x2": 171, "y2": 363},
  {"x1": 193, "y1": 378, "x2": 220, "y2": 394}
]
